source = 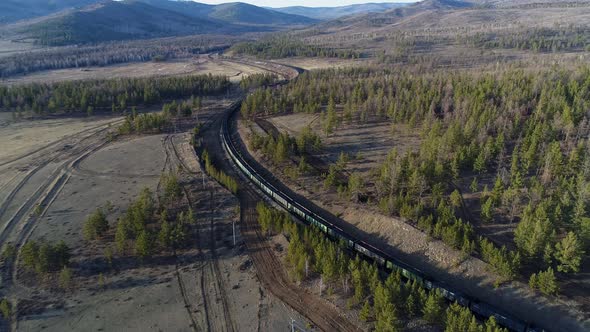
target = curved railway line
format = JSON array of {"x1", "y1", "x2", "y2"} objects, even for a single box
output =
[
  {"x1": 194, "y1": 87, "x2": 360, "y2": 331},
  {"x1": 215, "y1": 62, "x2": 549, "y2": 332},
  {"x1": 1, "y1": 56, "x2": 575, "y2": 331}
]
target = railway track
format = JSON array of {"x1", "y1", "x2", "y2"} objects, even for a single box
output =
[
  {"x1": 217, "y1": 66, "x2": 579, "y2": 331},
  {"x1": 195, "y1": 94, "x2": 360, "y2": 332},
  {"x1": 238, "y1": 183, "x2": 358, "y2": 332}
]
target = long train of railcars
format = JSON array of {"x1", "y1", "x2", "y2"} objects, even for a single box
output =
[{"x1": 219, "y1": 97, "x2": 543, "y2": 332}]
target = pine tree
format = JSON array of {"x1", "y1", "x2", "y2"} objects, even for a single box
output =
[
  {"x1": 406, "y1": 293, "x2": 419, "y2": 318},
  {"x1": 158, "y1": 220, "x2": 172, "y2": 249},
  {"x1": 528, "y1": 272, "x2": 537, "y2": 290},
  {"x1": 555, "y1": 232, "x2": 584, "y2": 273},
  {"x1": 536, "y1": 267, "x2": 558, "y2": 296},
  {"x1": 115, "y1": 220, "x2": 128, "y2": 254},
  {"x1": 423, "y1": 291, "x2": 444, "y2": 325},
  {"x1": 0, "y1": 298, "x2": 11, "y2": 319},
  {"x1": 514, "y1": 204, "x2": 555, "y2": 258},
  {"x1": 481, "y1": 197, "x2": 494, "y2": 222},
  {"x1": 104, "y1": 247, "x2": 113, "y2": 268},
  {"x1": 450, "y1": 189, "x2": 462, "y2": 208},
  {"x1": 59, "y1": 266, "x2": 72, "y2": 290},
  {"x1": 359, "y1": 300, "x2": 371, "y2": 322},
  {"x1": 470, "y1": 177, "x2": 478, "y2": 193},
  {"x1": 83, "y1": 208, "x2": 109, "y2": 241},
  {"x1": 375, "y1": 303, "x2": 400, "y2": 332},
  {"x1": 324, "y1": 97, "x2": 337, "y2": 136},
  {"x1": 484, "y1": 316, "x2": 508, "y2": 332},
  {"x1": 135, "y1": 230, "x2": 153, "y2": 259}
]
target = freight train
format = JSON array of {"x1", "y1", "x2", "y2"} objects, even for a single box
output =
[{"x1": 220, "y1": 100, "x2": 544, "y2": 332}]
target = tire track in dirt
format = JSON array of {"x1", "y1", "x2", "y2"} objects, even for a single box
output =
[
  {"x1": 160, "y1": 134, "x2": 201, "y2": 332},
  {"x1": 2, "y1": 124, "x2": 120, "y2": 331},
  {"x1": 0, "y1": 118, "x2": 123, "y2": 168},
  {"x1": 0, "y1": 120, "x2": 124, "y2": 223},
  {"x1": 168, "y1": 132, "x2": 236, "y2": 332}
]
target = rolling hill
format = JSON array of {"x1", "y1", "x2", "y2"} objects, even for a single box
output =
[
  {"x1": 132, "y1": 0, "x2": 317, "y2": 26},
  {"x1": 208, "y1": 3, "x2": 316, "y2": 25},
  {"x1": 303, "y1": 0, "x2": 590, "y2": 35},
  {"x1": 0, "y1": 0, "x2": 99, "y2": 24},
  {"x1": 271, "y1": 2, "x2": 411, "y2": 20},
  {"x1": 20, "y1": 1, "x2": 228, "y2": 46},
  {"x1": 7, "y1": 0, "x2": 318, "y2": 46}
]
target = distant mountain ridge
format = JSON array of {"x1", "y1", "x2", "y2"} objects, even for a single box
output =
[
  {"x1": 139, "y1": 0, "x2": 317, "y2": 25},
  {"x1": 0, "y1": 0, "x2": 98, "y2": 23},
  {"x1": 271, "y1": 2, "x2": 412, "y2": 20},
  {"x1": 3, "y1": 0, "x2": 318, "y2": 46},
  {"x1": 21, "y1": 1, "x2": 227, "y2": 46}
]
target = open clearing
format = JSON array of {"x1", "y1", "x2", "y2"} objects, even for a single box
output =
[
  {"x1": 0, "y1": 99, "x2": 314, "y2": 331},
  {"x1": 268, "y1": 112, "x2": 420, "y2": 174},
  {"x1": 0, "y1": 116, "x2": 122, "y2": 165},
  {"x1": 0, "y1": 56, "x2": 271, "y2": 86},
  {"x1": 272, "y1": 57, "x2": 368, "y2": 70},
  {"x1": 15, "y1": 132, "x2": 310, "y2": 332}
]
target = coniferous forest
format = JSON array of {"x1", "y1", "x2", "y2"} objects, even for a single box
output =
[{"x1": 241, "y1": 66, "x2": 590, "y2": 288}]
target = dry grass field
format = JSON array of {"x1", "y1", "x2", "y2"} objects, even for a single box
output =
[
  {"x1": 0, "y1": 56, "x2": 271, "y2": 86},
  {"x1": 0, "y1": 98, "x2": 314, "y2": 331}
]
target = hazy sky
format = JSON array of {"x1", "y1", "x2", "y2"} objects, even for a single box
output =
[{"x1": 196, "y1": 0, "x2": 415, "y2": 7}]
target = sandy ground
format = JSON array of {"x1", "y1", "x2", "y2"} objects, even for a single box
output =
[
  {"x1": 273, "y1": 57, "x2": 369, "y2": 71},
  {"x1": 238, "y1": 116, "x2": 590, "y2": 332},
  {"x1": 0, "y1": 56, "x2": 271, "y2": 86},
  {"x1": 0, "y1": 116, "x2": 122, "y2": 164}
]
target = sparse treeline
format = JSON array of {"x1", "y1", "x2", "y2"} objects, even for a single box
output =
[
  {"x1": 248, "y1": 126, "x2": 321, "y2": 162},
  {"x1": 201, "y1": 150, "x2": 238, "y2": 194},
  {"x1": 231, "y1": 36, "x2": 362, "y2": 59},
  {"x1": 0, "y1": 74, "x2": 229, "y2": 116},
  {"x1": 243, "y1": 66, "x2": 590, "y2": 287},
  {"x1": 118, "y1": 97, "x2": 202, "y2": 135},
  {"x1": 247, "y1": 124, "x2": 321, "y2": 179},
  {"x1": 240, "y1": 73, "x2": 280, "y2": 90},
  {"x1": 256, "y1": 203, "x2": 507, "y2": 331},
  {"x1": 19, "y1": 239, "x2": 73, "y2": 289},
  {"x1": 83, "y1": 178, "x2": 196, "y2": 262},
  {"x1": 461, "y1": 27, "x2": 590, "y2": 53},
  {"x1": 21, "y1": 240, "x2": 71, "y2": 275},
  {"x1": 118, "y1": 107, "x2": 171, "y2": 135},
  {"x1": 113, "y1": 187, "x2": 195, "y2": 258},
  {"x1": 0, "y1": 36, "x2": 231, "y2": 78}
]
